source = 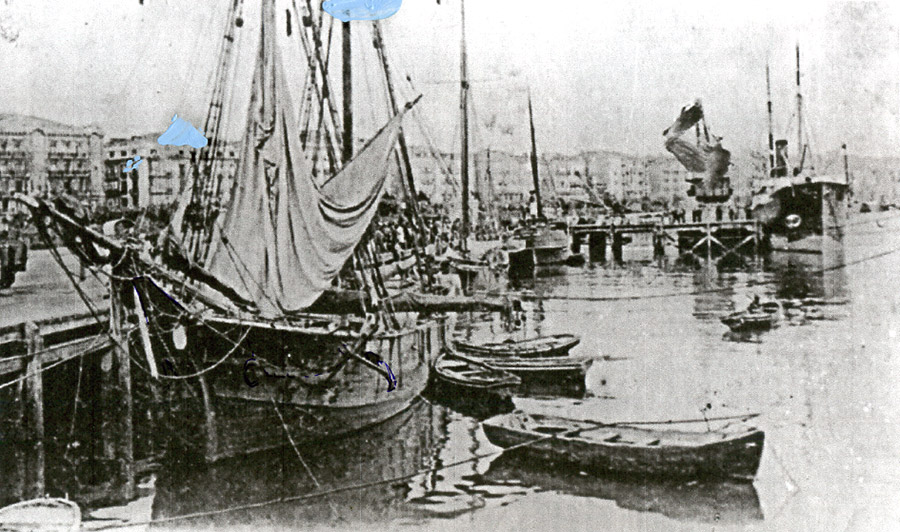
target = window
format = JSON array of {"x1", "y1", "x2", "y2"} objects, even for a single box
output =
[{"x1": 120, "y1": 150, "x2": 127, "y2": 156}]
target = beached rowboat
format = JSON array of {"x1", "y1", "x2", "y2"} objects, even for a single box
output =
[
  {"x1": 481, "y1": 411, "x2": 764, "y2": 480},
  {"x1": 454, "y1": 334, "x2": 580, "y2": 358}
]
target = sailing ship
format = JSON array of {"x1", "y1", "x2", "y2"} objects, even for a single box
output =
[
  {"x1": 15, "y1": 0, "x2": 451, "y2": 462},
  {"x1": 751, "y1": 46, "x2": 849, "y2": 255},
  {"x1": 507, "y1": 94, "x2": 569, "y2": 277}
]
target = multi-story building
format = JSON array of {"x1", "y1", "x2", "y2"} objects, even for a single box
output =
[
  {"x1": 0, "y1": 113, "x2": 103, "y2": 215},
  {"x1": 400, "y1": 145, "x2": 734, "y2": 216},
  {"x1": 472, "y1": 149, "x2": 532, "y2": 210},
  {"x1": 645, "y1": 156, "x2": 691, "y2": 209},
  {"x1": 104, "y1": 134, "x2": 240, "y2": 208}
]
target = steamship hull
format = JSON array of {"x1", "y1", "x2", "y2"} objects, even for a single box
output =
[{"x1": 752, "y1": 175, "x2": 848, "y2": 260}]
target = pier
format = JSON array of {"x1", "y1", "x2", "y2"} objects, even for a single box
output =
[
  {"x1": 0, "y1": 308, "x2": 146, "y2": 506},
  {"x1": 570, "y1": 220, "x2": 764, "y2": 266}
]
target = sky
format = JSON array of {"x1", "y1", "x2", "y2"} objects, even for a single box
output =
[{"x1": 0, "y1": 0, "x2": 897, "y2": 160}]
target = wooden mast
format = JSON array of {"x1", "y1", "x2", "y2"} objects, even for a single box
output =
[
  {"x1": 795, "y1": 44, "x2": 803, "y2": 172},
  {"x1": 459, "y1": 0, "x2": 470, "y2": 254},
  {"x1": 766, "y1": 63, "x2": 775, "y2": 177},
  {"x1": 372, "y1": 22, "x2": 430, "y2": 290},
  {"x1": 528, "y1": 91, "x2": 543, "y2": 219},
  {"x1": 342, "y1": 21, "x2": 353, "y2": 163}
]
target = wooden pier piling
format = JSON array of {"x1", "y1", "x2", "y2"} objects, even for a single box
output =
[
  {"x1": 588, "y1": 232, "x2": 606, "y2": 262},
  {"x1": 572, "y1": 220, "x2": 764, "y2": 267},
  {"x1": 101, "y1": 281, "x2": 135, "y2": 500},
  {"x1": 23, "y1": 322, "x2": 45, "y2": 499},
  {"x1": 0, "y1": 308, "x2": 143, "y2": 505}
]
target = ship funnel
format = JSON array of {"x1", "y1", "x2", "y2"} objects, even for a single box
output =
[{"x1": 773, "y1": 139, "x2": 789, "y2": 177}]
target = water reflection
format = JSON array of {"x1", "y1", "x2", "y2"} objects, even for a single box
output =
[
  {"x1": 132, "y1": 231, "x2": 886, "y2": 531},
  {"x1": 151, "y1": 399, "x2": 450, "y2": 528},
  {"x1": 480, "y1": 454, "x2": 763, "y2": 524}
]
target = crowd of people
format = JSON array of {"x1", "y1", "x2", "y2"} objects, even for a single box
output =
[
  {"x1": 0, "y1": 215, "x2": 29, "y2": 288},
  {"x1": 366, "y1": 208, "x2": 508, "y2": 263}
]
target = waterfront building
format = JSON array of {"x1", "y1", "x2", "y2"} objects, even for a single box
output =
[
  {"x1": 0, "y1": 113, "x2": 104, "y2": 216},
  {"x1": 104, "y1": 135, "x2": 240, "y2": 208}
]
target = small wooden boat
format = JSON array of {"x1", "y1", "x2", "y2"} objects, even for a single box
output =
[
  {"x1": 720, "y1": 311, "x2": 777, "y2": 332},
  {"x1": 0, "y1": 498, "x2": 81, "y2": 532},
  {"x1": 481, "y1": 411, "x2": 764, "y2": 480},
  {"x1": 471, "y1": 354, "x2": 593, "y2": 385},
  {"x1": 721, "y1": 301, "x2": 780, "y2": 332},
  {"x1": 454, "y1": 334, "x2": 581, "y2": 358},
  {"x1": 432, "y1": 351, "x2": 521, "y2": 398}
]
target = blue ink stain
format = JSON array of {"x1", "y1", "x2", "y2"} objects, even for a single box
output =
[
  {"x1": 378, "y1": 360, "x2": 397, "y2": 392},
  {"x1": 157, "y1": 114, "x2": 209, "y2": 149},
  {"x1": 122, "y1": 155, "x2": 143, "y2": 173},
  {"x1": 322, "y1": 0, "x2": 402, "y2": 22}
]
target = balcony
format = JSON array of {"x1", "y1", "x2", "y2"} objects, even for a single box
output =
[{"x1": 48, "y1": 170, "x2": 91, "y2": 179}]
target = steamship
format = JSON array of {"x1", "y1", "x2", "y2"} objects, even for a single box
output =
[{"x1": 751, "y1": 46, "x2": 849, "y2": 256}]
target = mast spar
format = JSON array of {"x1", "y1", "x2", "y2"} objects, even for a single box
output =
[
  {"x1": 342, "y1": 21, "x2": 353, "y2": 163},
  {"x1": 766, "y1": 63, "x2": 775, "y2": 177},
  {"x1": 795, "y1": 44, "x2": 803, "y2": 173},
  {"x1": 528, "y1": 90, "x2": 543, "y2": 219},
  {"x1": 459, "y1": 0, "x2": 469, "y2": 254}
]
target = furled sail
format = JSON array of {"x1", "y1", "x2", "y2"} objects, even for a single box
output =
[
  {"x1": 201, "y1": 1, "x2": 406, "y2": 317},
  {"x1": 663, "y1": 99, "x2": 731, "y2": 187}
]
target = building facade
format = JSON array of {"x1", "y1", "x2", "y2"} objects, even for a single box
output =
[
  {"x1": 104, "y1": 135, "x2": 240, "y2": 209},
  {"x1": 0, "y1": 113, "x2": 103, "y2": 216}
]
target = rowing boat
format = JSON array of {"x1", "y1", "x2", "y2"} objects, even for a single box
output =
[
  {"x1": 454, "y1": 334, "x2": 581, "y2": 358},
  {"x1": 721, "y1": 301, "x2": 780, "y2": 332},
  {"x1": 481, "y1": 411, "x2": 764, "y2": 480},
  {"x1": 0, "y1": 498, "x2": 81, "y2": 532},
  {"x1": 468, "y1": 354, "x2": 593, "y2": 385},
  {"x1": 432, "y1": 351, "x2": 521, "y2": 399},
  {"x1": 720, "y1": 311, "x2": 777, "y2": 332}
]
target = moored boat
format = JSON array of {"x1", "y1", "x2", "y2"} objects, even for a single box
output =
[
  {"x1": 454, "y1": 333, "x2": 580, "y2": 358},
  {"x1": 481, "y1": 411, "x2": 765, "y2": 480},
  {"x1": 0, "y1": 497, "x2": 81, "y2": 532},
  {"x1": 721, "y1": 300, "x2": 780, "y2": 332},
  {"x1": 720, "y1": 311, "x2": 777, "y2": 332},
  {"x1": 14, "y1": 0, "x2": 451, "y2": 463},
  {"x1": 465, "y1": 354, "x2": 593, "y2": 385},
  {"x1": 431, "y1": 351, "x2": 521, "y2": 399}
]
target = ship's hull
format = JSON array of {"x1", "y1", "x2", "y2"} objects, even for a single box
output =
[
  {"x1": 151, "y1": 305, "x2": 450, "y2": 462},
  {"x1": 754, "y1": 178, "x2": 847, "y2": 258}
]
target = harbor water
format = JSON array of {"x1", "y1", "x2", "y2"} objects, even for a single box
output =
[{"x1": 9, "y1": 215, "x2": 900, "y2": 531}]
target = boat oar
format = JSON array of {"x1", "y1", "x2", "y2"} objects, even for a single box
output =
[
  {"x1": 552, "y1": 412, "x2": 760, "y2": 428},
  {"x1": 442, "y1": 349, "x2": 506, "y2": 373}
]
